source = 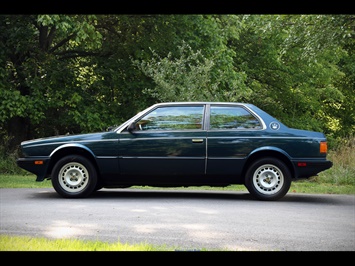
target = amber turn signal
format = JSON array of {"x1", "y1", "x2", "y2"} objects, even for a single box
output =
[
  {"x1": 34, "y1": 161, "x2": 44, "y2": 165},
  {"x1": 320, "y1": 141, "x2": 328, "y2": 153}
]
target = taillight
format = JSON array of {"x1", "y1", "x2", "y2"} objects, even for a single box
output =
[{"x1": 320, "y1": 141, "x2": 328, "y2": 153}]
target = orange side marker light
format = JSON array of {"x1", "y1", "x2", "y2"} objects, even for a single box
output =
[
  {"x1": 320, "y1": 141, "x2": 328, "y2": 153},
  {"x1": 34, "y1": 161, "x2": 44, "y2": 165}
]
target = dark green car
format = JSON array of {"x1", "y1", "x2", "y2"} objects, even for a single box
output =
[{"x1": 17, "y1": 102, "x2": 333, "y2": 201}]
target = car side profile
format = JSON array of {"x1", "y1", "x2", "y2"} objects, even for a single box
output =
[{"x1": 17, "y1": 102, "x2": 333, "y2": 201}]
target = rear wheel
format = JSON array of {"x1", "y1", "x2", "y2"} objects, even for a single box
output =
[
  {"x1": 51, "y1": 155, "x2": 98, "y2": 198},
  {"x1": 245, "y1": 157, "x2": 291, "y2": 201}
]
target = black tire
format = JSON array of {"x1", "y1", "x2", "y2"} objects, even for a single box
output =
[
  {"x1": 245, "y1": 157, "x2": 291, "y2": 201},
  {"x1": 51, "y1": 155, "x2": 98, "y2": 198}
]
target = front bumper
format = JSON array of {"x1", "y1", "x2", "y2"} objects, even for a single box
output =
[{"x1": 16, "y1": 157, "x2": 51, "y2": 181}]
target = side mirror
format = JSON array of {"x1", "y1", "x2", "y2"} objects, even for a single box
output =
[
  {"x1": 106, "y1": 125, "x2": 116, "y2": 131},
  {"x1": 127, "y1": 122, "x2": 136, "y2": 133}
]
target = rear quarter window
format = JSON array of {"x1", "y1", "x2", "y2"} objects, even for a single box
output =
[{"x1": 210, "y1": 106, "x2": 262, "y2": 130}]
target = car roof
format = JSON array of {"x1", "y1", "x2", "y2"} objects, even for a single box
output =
[
  {"x1": 153, "y1": 101, "x2": 250, "y2": 105},
  {"x1": 151, "y1": 101, "x2": 257, "y2": 108}
]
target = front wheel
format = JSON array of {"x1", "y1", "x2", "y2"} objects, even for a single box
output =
[
  {"x1": 51, "y1": 155, "x2": 98, "y2": 198},
  {"x1": 245, "y1": 157, "x2": 291, "y2": 201}
]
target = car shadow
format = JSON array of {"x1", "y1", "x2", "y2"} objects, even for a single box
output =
[
  {"x1": 93, "y1": 189, "x2": 255, "y2": 201},
  {"x1": 92, "y1": 189, "x2": 352, "y2": 205},
  {"x1": 31, "y1": 188, "x2": 353, "y2": 205}
]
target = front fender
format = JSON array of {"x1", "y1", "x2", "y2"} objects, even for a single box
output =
[{"x1": 50, "y1": 143, "x2": 96, "y2": 158}]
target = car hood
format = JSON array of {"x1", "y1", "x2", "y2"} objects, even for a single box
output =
[{"x1": 21, "y1": 132, "x2": 112, "y2": 147}]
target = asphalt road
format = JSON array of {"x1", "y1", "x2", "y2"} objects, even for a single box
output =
[{"x1": 0, "y1": 188, "x2": 354, "y2": 251}]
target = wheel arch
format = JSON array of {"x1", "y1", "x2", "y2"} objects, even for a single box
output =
[
  {"x1": 47, "y1": 144, "x2": 99, "y2": 178},
  {"x1": 242, "y1": 147, "x2": 295, "y2": 181}
]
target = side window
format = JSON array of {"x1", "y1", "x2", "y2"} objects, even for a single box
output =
[
  {"x1": 210, "y1": 106, "x2": 262, "y2": 130},
  {"x1": 134, "y1": 106, "x2": 204, "y2": 131}
]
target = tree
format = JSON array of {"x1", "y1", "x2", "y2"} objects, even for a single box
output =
[
  {"x1": 230, "y1": 15, "x2": 348, "y2": 137},
  {"x1": 0, "y1": 15, "x2": 103, "y2": 151},
  {"x1": 0, "y1": 14, "x2": 352, "y2": 154}
]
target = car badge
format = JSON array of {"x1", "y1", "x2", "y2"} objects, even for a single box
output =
[{"x1": 270, "y1": 122, "x2": 280, "y2": 130}]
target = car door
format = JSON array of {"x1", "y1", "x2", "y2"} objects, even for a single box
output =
[
  {"x1": 206, "y1": 104, "x2": 264, "y2": 180},
  {"x1": 118, "y1": 104, "x2": 207, "y2": 182}
]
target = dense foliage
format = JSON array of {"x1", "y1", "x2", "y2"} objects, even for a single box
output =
[{"x1": 1, "y1": 14, "x2": 354, "y2": 153}]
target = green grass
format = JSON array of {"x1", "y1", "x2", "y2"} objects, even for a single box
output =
[
  {"x1": 0, "y1": 235, "x2": 180, "y2": 251},
  {"x1": 0, "y1": 174, "x2": 52, "y2": 188},
  {"x1": 1, "y1": 173, "x2": 354, "y2": 194}
]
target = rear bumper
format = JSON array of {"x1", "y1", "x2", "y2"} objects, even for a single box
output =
[
  {"x1": 292, "y1": 159, "x2": 333, "y2": 179},
  {"x1": 16, "y1": 157, "x2": 50, "y2": 181}
]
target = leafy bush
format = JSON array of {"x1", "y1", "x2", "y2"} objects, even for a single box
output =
[
  {"x1": 0, "y1": 135, "x2": 27, "y2": 175},
  {"x1": 316, "y1": 134, "x2": 355, "y2": 186}
]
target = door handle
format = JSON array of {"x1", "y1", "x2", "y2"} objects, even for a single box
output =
[{"x1": 192, "y1": 138, "x2": 204, "y2": 143}]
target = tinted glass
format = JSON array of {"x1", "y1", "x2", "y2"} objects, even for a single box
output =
[
  {"x1": 135, "y1": 106, "x2": 204, "y2": 131},
  {"x1": 210, "y1": 106, "x2": 261, "y2": 130}
]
